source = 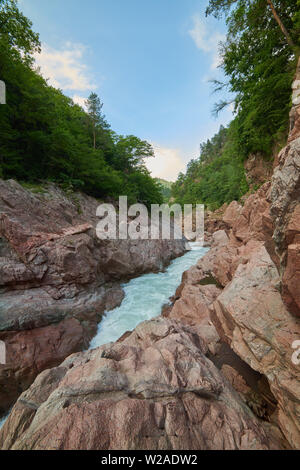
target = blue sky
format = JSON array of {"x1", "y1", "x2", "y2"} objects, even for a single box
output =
[{"x1": 19, "y1": 0, "x2": 233, "y2": 180}]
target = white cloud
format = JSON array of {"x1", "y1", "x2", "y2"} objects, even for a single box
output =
[
  {"x1": 188, "y1": 15, "x2": 225, "y2": 70},
  {"x1": 34, "y1": 42, "x2": 97, "y2": 92},
  {"x1": 146, "y1": 144, "x2": 186, "y2": 181},
  {"x1": 72, "y1": 94, "x2": 88, "y2": 110}
]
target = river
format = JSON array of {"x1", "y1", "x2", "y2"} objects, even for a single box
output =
[
  {"x1": 90, "y1": 243, "x2": 208, "y2": 348},
  {"x1": 0, "y1": 243, "x2": 208, "y2": 431}
]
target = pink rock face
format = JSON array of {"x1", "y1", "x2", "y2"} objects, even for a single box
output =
[
  {"x1": 192, "y1": 231, "x2": 262, "y2": 290},
  {"x1": 221, "y1": 365, "x2": 251, "y2": 397},
  {"x1": 232, "y1": 183, "x2": 272, "y2": 244},
  {"x1": 244, "y1": 154, "x2": 272, "y2": 185},
  {"x1": 0, "y1": 318, "x2": 84, "y2": 415},
  {"x1": 0, "y1": 318, "x2": 286, "y2": 450},
  {"x1": 286, "y1": 204, "x2": 300, "y2": 245},
  {"x1": 223, "y1": 201, "x2": 242, "y2": 227},
  {"x1": 289, "y1": 106, "x2": 300, "y2": 143},
  {"x1": 212, "y1": 246, "x2": 300, "y2": 449},
  {"x1": 167, "y1": 283, "x2": 221, "y2": 355},
  {"x1": 274, "y1": 204, "x2": 300, "y2": 317},
  {"x1": 270, "y1": 137, "x2": 300, "y2": 318},
  {"x1": 211, "y1": 229, "x2": 229, "y2": 247},
  {"x1": 269, "y1": 62, "x2": 300, "y2": 315},
  {"x1": 0, "y1": 180, "x2": 186, "y2": 415},
  {"x1": 282, "y1": 243, "x2": 300, "y2": 317}
]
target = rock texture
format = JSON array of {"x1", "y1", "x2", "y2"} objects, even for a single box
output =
[
  {"x1": 212, "y1": 245, "x2": 300, "y2": 448},
  {"x1": 0, "y1": 180, "x2": 185, "y2": 415},
  {"x1": 269, "y1": 58, "x2": 300, "y2": 318},
  {"x1": 244, "y1": 154, "x2": 272, "y2": 186},
  {"x1": 166, "y1": 107, "x2": 300, "y2": 448},
  {"x1": 288, "y1": 58, "x2": 300, "y2": 144},
  {"x1": 270, "y1": 136, "x2": 300, "y2": 316},
  {"x1": 0, "y1": 318, "x2": 287, "y2": 450},
  {"x1": 197, "y1": 65, "x2": 300, "y2": 447}
]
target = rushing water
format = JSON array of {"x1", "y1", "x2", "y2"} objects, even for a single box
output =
[
  {"x1": 90, "y1": 243, "x2": 208, "y2": 349},
  {"x1": 0, "y1": 412, "x2": 9, "y2": 430},
  {"x1": 0, "y1": 244, "x2": 208, "y2": 432}
]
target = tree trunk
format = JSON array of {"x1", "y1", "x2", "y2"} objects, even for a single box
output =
[{"x1": 266, "y1": 0, "x2": 295, "y2": 48}]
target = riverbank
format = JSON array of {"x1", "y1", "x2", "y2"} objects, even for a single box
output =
[
  {"x1": 0, "y1": 179, "x2": 186, "y2": 417},
  {"x1": 0, "y1": 244, "x2": 208, "y2": 433}
]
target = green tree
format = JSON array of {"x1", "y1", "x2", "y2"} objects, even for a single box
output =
[
  {"x1": 85, "y1": 93, "x2": 104, "y2": 149},
  {"x1": 171, "y1": 124, "x2": 249, "y2": 209},
  {"x1": 206, "y1": 0, "x2": 296, "y2": 49},
  {"x1": 0, "y1": 1, "x2": 163, "y2": 208},
  {"x1": 0, "y1": 0, "x2": 40, "y2": 64},
  {"x1": 114, "y1": 135, "x2": 155, "y2": 172},
  {"x1": 206, "y1": 0, "x2": 300, "y2": 157}
]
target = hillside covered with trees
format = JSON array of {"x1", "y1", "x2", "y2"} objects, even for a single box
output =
[
  {"x1": 172, "y1": 0, "x2": 300, "y2": 210},
  {"x1": 0, "y1": 0, "x2": 163, "y2": 206}
]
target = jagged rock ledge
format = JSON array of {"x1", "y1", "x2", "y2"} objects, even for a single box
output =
[{"x1": 0, "y1": 317, "x2": 287, "y2": 450}]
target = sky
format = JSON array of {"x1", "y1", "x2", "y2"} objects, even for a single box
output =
[{"x1": 19, "y1": 0, "x2": 233, "y2": 181}]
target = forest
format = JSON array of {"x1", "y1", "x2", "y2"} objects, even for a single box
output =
[
  {"x1": 1, "y1": 1, "x2": 300, "y2": 210},
  {"x1": 0, "y1": 0, "x2": 163, "y2": 206},
  {"x1": 172, "y1": 0, "x2": 300, "y2": 209}
]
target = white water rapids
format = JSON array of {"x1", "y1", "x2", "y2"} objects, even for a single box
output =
[
  {"x1": 0, "y1": 243, "x2": 208, "y2": 431},
  {"x1": 90, "y1": 243, "x2": 208, "y2": 349}
]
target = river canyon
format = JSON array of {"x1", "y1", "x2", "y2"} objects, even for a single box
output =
[{"x1": 0, "y1": 60, "x2": 300, "y2": 452}]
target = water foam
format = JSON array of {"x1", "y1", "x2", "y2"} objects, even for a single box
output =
[{"x1": 90, "y1": 244, "x2": 208, "y2": 348}]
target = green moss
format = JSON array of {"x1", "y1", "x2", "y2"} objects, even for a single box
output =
[
  {"x1": 198, "y1": 274, "x2": 223, "y2": 289},
  {"x1": 20, "y1": 182, "x2": 47, "y2": 194}
]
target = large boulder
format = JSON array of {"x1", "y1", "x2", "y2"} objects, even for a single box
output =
[
  {"x1": 232, "y1": 182, "x2": 273, "y2": 244},
  {"x1": 0, "y1": 318, "x2": 286, "y2": 450},
  {"x1": 166, "y1": 283, "x2": 221, "y2": 355},
  {"x1": 222, "y1": 201, "x2": 242, "y2": 228}
]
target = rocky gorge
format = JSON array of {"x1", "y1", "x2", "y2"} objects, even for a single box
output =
[
  {"x1": 0, "y1": 65, "x2": 300, "y2": 452},
  {"x1": 0, "y1": 181, "x2": 186, "y2": 416}
]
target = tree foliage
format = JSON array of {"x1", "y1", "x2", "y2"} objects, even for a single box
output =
[
  {"x1": 207, "y1": 0, "x2": 300, "y2": 157},
  {"x1": 171, "y1": 124, "x2": 248, "y2": 210},
  {"x1": 0, "y1": 1, "x2": 162, "y2": 206},
  {"x1": 173, "y1": 1, "x2": 300, "y2": 210}
]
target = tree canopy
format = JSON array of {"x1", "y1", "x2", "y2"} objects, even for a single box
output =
[
  {"x1": 0, "y1": 0, "x2": 163, "y2": 207},
  {"x1": 172, "y1": 0, "x2": 300, "y2": 209},
  {"x1": 207, "y1": 0, "x2": 299, "y2": 156},
  {"x1": 171, "y1": 123, "x2": 248, "y2": 210}
]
